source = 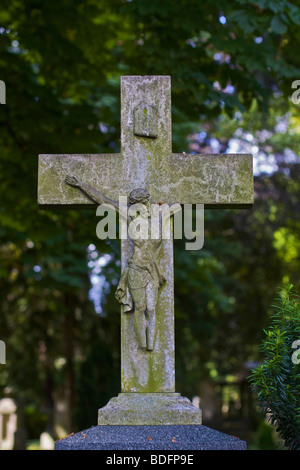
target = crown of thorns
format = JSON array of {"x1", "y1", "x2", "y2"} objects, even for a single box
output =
[{"x1": 128, "y1": 188, "x2": 150, "y2": 205}]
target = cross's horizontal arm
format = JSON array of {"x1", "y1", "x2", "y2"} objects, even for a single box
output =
[
  {"x1": 38, "y1": 152, "x2": 253, "y2": 209},
  {"x1": 38, "y1": 153, "x2": 125, "y2": 209},
  {"x1": 166, "y1": 152, "x2": 254, "y2": 208}
]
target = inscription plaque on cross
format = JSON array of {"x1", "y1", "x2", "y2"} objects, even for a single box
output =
[{"x1": 38, "y1": 76, "x2": 253, "y2": 425}]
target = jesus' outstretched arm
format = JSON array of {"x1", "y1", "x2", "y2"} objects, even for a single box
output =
[{"x1": 65, "y1": 175, "x2": 120, "y2": 212}]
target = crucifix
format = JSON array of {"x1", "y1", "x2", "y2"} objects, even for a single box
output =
[{"x1": 38, "y1": 76, "x2": 253, "y2": 425}]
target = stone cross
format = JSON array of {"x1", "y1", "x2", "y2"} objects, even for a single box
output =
[{"x1": 38, "y1": 76, "x2": 253, "y2": 425}]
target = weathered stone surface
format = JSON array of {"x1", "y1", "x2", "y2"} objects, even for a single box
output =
[
  {"x1": 168, "y1": 153, "x2": 253, "y2": 207},
  {"x1": 119, "y1": 77, "x2": 175, "y2": 393},
  {"x1": 39, "y1": 77, "x2": 253, "y2": 446},
  {"x1": 134, "y1": 103, "x2": 157, "y2": 138},
  {"x1": 55, "y1": 424, "x2": 247, "y2": 450},
  {"x1": 38, "y1": 153, "x2": 123, "y2": 209},
  {"x1": 38, "y1": 152, "x2": 253, "y2": 209},
  {"x1": 97, "y1": 393, "x2": 202, "y2": 425},
  {"x1": 120, "y1": 232, "x2": 175, "y2": 393},
  {"x1": 38, "y1": 76, "x2": 253, "y2": 209}
]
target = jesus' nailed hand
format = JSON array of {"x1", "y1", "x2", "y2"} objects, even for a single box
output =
[{"x1": 65, "y1": 174, "x2": 180, "y2": 352}]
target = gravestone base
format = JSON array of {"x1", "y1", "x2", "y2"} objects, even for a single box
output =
[
  {"x1": 55, "y1": 424, "x2": 247, "y2": 450},
  {"x1": 97, "y1": 393, "x2": 202, "y2": 425}
]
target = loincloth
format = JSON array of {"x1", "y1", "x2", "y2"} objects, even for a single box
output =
[{"x1": 115, "y1": 260, "x2": 166, "y2": 313}]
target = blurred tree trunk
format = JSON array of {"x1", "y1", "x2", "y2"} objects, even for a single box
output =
[{"x1": 63, "y1": 294, "x2": 75, "y2": 432}]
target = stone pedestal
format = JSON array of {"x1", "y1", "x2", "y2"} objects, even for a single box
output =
[
  {"x1": 97, "y1": 393, "x2": 202, "y2": 425},
  {"x1": 56, "y1": 393, "x2": 246, "y2": 450},
  {"x1": 55, "y1": 424, "x2": 247, "y2": 450}
]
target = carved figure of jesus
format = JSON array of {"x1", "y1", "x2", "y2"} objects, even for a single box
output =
[{"x1": 65, "y1": 175, "x2": 174, "y2": 352}]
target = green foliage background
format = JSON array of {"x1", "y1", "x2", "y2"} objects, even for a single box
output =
[
  {"x1": 0, "y1": 0, "x2": 299, "y2": 447},
  {"x1": 250, "y1": 287, "x2": 300, "y2": 450}
]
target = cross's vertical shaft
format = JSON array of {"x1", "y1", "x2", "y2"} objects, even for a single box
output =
[
  {"x1": 120, "y1": 76, "x2": 175, "y2": 393},
  {"x1": 120, "y1": 76, "x2": 172, "y2": 190}
]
